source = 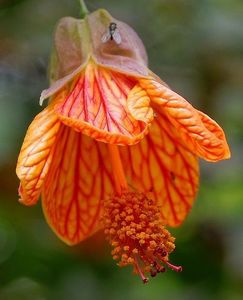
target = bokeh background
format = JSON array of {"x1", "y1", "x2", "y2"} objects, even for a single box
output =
[{"x1": 0, "y1": 0, "x2": 243, "y2": 299}]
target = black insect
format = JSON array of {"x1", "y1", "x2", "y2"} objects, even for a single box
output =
[{"x1": 101, "y1": 22, "x2": 122, "y2": 44}]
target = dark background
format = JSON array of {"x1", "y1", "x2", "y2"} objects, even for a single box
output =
[{"x1": 0, "y1": 0, "x2": 243, "y2": 299}]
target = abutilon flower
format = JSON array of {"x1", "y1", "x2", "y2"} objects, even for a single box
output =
[{"x1": 16, "y1": 8, "x2": 230, "y2": 283}]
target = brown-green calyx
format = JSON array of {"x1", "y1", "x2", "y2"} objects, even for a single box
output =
[{"x1": 40, "y1": 9, "x2": 149, "y2": 104}]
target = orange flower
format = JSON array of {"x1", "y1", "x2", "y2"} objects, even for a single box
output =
[{"x1": 16, "y1": 9, "x2": 230, "y2": 282}]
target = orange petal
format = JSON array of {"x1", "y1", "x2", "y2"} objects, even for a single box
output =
[
  {"x1": 16, "y1": 106, "x2": 61, "y2": 205},
  {"x1": 119, "y1": 104, "x2": 199, "y2": 226},
  {"x1": 42, "y1": 126, "x2": 113, "y2": 245},
  {"x1": 127, "y1": 84, "x2": 154, "y2": 124},
  {"x1": 54, "y1": 64, "x2": 151, "y2": 145},
  {"x1": 140, "y1": 78, "x2": 231, "y2": 162}
]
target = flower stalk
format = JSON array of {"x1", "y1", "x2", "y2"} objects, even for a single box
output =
[{"x1": 79, "y1": 0, "x2": 89, "y2": 18}]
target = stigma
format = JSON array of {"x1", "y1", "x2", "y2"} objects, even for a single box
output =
[{"x1": 103, "y1": 192, "x2": 182, "y2": 283}]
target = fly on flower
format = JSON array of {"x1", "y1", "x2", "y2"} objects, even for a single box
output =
[
  {"x1": 16, "y1": 7, "x2": 230, "y2": 283},
  {"x1": 101, "y1": 22, "x2": 122, "y2": 44}
]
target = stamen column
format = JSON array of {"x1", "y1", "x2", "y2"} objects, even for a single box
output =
[{"x1": 108, "y1": 144, "x2": 128, "y2": 195}]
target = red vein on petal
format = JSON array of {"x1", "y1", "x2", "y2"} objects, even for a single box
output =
[
  {"x1": 54, "y1": 64, "x2": 151, "y2": 145},
  {"x1": 119, "y1": 105, "x2": 199, "y2": 226},
  {"x1": 42, "y1": 126, "x2": 114, "y2": 245}
]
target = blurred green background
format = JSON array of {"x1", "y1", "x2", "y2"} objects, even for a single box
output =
[{"x1": 0, "y1": 0, "x2": 243, "y2": 299}]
